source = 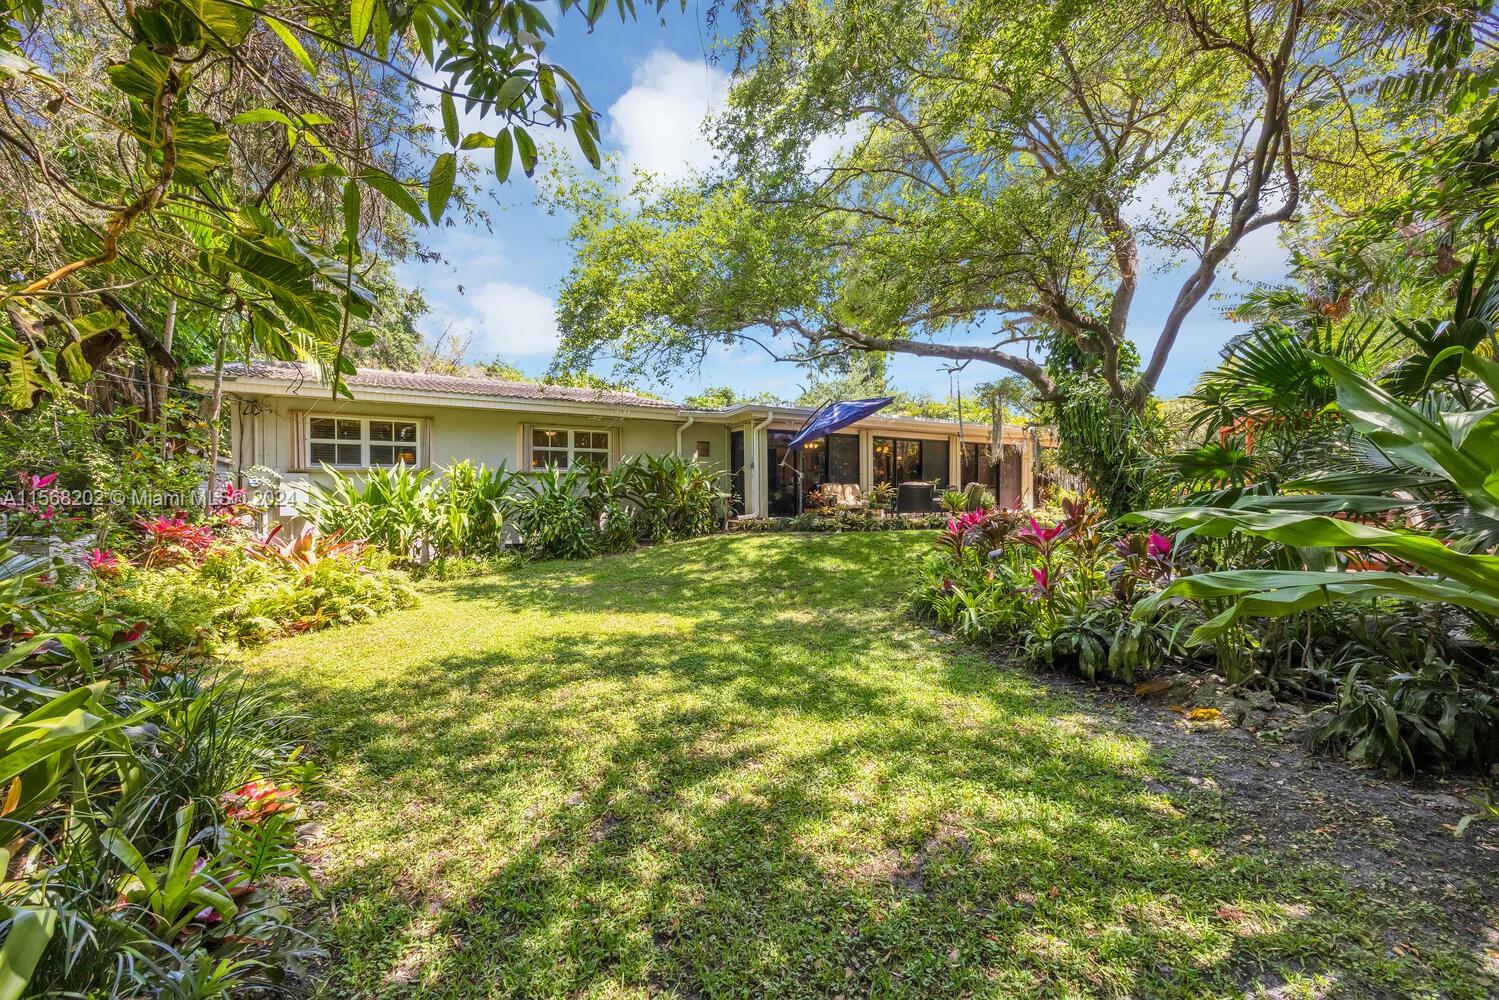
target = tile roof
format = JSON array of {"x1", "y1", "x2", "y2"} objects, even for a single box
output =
[{"x1": 210, "y1": 360, "x2": 678, "y2": 409}]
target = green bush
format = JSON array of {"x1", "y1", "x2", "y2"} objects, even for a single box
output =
[
  {"x1": 308, "y1": 454, "x2": 727, "y2": 564},
  {"x1": 107, "y1": 543, "x2": 415, "y2": 654},
  {"x1": 732, "y1": 511, "x2": 950, "y2": 533},
  {"x1": 0, "y1": 541, "x2": 322, "y2": 996},
  {"x1": 0, "y1": 392, "x2": 210, "y2": 531},
  {"x1": 1317, "y1": 659, "x2": 1498, "y2": 775},
  {"x1": 510, "y1": 465, "x2": 598, "y2": 560}
]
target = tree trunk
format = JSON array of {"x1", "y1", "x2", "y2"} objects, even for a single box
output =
[
  {"x1": 203, "y1": 326, "x2": 228, "y2": 518},
  {"x1": 151, "y1": 296, "x2": 176, "y2": 429}
]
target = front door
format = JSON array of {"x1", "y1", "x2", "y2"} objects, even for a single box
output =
[{"x1": 729, "y1": 430, "x2": 745, "y2": 516}]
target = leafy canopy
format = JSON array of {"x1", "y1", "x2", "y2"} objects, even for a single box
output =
[
  {"x1": 0, "y1": 0, "x2": 680, "y2": 408},
  {"x1": 550, "y1": 0, "x2": 1484, "y2": 408}
]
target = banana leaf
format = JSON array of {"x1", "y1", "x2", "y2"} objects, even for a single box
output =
[
  {"x1": 1321, "y1": 355, "x2": 1499, "y2": 516},
  {"x1": 1125, "y1": 506, "x2": 1499, "y2": 593},
  {"x1": 1133, "y1": 569, "x2": 1499, "y2": 643}
]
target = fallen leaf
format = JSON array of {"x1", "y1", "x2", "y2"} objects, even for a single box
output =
[
  {"x1": 1189, "y1": 707, "x2": 1222, "y2": 721},
  {"x1": 1215, "y1": 905, "x2": 1244, "y2": 922}
]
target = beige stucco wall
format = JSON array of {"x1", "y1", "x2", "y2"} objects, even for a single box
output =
[
  {"x1": 222, "y1": 388, "x2": 1034, "y2": 520},
  {"x1": 227, "y1": 393, "x2": 728, "y2": 516}
]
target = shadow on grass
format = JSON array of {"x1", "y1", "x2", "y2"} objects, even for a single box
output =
[{"x1": 253, "y1": 533, "x2": 1483, "y2": 999}]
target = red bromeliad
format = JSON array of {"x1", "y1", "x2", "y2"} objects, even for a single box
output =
[
  {"x1": 85, "y1": 548, "x2": 125, "y2": 574},
  {"x1": 224, "y1": 778, "x2": 301, "y2": 823},
  {"x1": 136, "y1": 514, "x2": 217, "y2": 566}
]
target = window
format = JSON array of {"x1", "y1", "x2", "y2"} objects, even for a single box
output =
[
  {"x1": 827, "y1": 434, "x2": 859, "y2": 483},
  {"x1": 695, "y1": 440, "x2": 711, "y2": 460},
  {"x1": 307, "y1": 416, "x2": 419, "y2": 468},
  {"x1": 530, "y1": 428, "x2": 612, "y2": 470},
  {"x1": 920, "y1": 439, "x2": 949, "y2": 483},
  {"x1": 873, "y1": 436, "x2": 948, "y2": 487}
]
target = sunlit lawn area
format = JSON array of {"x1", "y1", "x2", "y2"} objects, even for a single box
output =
[{"x1": 253, "y1": 532, "x2": 1486, "y2": 998}]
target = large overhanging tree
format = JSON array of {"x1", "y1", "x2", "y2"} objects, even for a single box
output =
[
  {"x1": 551, "y1": 0, "x2": 1488, "y2": 409},
  {"x1": 0, "y1": 0, "x2": 679, "y2": 412}
]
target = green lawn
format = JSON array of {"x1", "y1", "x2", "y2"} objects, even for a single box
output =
[{"x1": 253, "y1": 532, "x2": 1485, "y2": 998}]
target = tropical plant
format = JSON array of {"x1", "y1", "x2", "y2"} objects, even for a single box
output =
[
  {"x1": 304, "y1": 463, "x2": 436, "y2": 558},
  {"x1": 939, "y1": 490, "x2": 968, "y2": 516},
  {"x1": 428, "y1": 461, "x2": 519, "y2": 559},
  {"x1": 0, "y1": 0, "x2": 677, "y2": 410},
  {"x1": 620, "y1": 454, "x2": 727, "y2": 542},
  {"x1": 866, "y1": 481, "x2": 896, "y2": 512},
  {"x1": 107, "y1": 538, "x2": 415, "y2": 651},
  {"x1": 915, "y1": 498, "x2": 1185, "y2": 683},
  {"x1": 510, "y1": 464, "x2": 597, "y2": 561},
  {"x1": 2, "y1": 536, "x2": 320, "y2": 996},
  {"x1": 1130, "y1": 350, "x2": 1499, "y2": 644}
]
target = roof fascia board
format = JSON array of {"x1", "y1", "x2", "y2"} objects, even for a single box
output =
[
  {"x1": 192, "y1": 376, "x2": 685, "y2": 421},
  {"x1": 193, "y1": 376, "x2": 1042, "y2": 438}
]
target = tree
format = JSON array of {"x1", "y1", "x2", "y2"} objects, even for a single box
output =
[
  {"x1": 682, "y1": 385, "x2": 784, "y2": 408},
  {"x1": 346, "y1": 267, "x2": 431, "y2": 372},
  {"x1": 976, "y1": 375, "x2": 1037, "y2": 462},
  {"x1": 551, "y1": 0, "x2": 1486, "y2": 411},
  {"x1": 0, "y1": 0, "x2": 681, "y2": 413}
]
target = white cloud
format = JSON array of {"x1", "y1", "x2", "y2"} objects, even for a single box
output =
[
  {"x1": 437, "y1": 281, "x2": 560, "y2": 358},
  {"x1": 607, "y1": 50, "x2": 729, "y2": 182}
]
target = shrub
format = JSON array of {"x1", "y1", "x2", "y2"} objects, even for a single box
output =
[
  {"x1": 620, "y1": 454, "x2": 726, "y2": 541},
  {"x1": 308, "y1": 455, "x2": 726, "y2": 564},
  {"x1": 304, "y1": 462, "x2": 438, "y2": 559},
  {"x1": 106, "y1": 540, "x2": 415, "y2": 653},
  {"x1": 1, "y1": 540, "x2": 321, "y2": 997},
  {"x1": 730, "y1": 512, "x2": 949, "y2": 533},
  {"x1": 912, "y1": 499, "x2": 1187, "y2": 682},
  {"x1": 1317, "y1": 659, "x2": 1498, "y2": 775},
  {"x1": 511, "y1": 464, "x2": 598, "y2": 560}
]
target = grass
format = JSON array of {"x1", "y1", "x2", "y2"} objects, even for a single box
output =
[{"x1": 252, "y1": 532, "x2": 1488, "y2": 998}]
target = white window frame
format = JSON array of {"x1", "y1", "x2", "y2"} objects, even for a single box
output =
[
  {"x1": 305, "y1": 414, "x2": 423, "y2": 470},
  {"x1": 527, "y1": 426, "x2": 614, "y2": 471}
]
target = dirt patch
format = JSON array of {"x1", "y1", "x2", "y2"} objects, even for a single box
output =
[{"x1": 1039, "y1": 670, "x2": 1498, "y2": 975}]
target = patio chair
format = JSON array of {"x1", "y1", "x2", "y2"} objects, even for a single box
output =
[
  {"x1": 826, "y1": 483, "x2": 866, "y2": 510},
  {"x1": 896, "y1": 481, "x2": 937, "y2": 513}
]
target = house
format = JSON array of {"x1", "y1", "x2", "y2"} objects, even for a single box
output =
[{"x1": 192, "y1": 361, "x2": 1040, "y2": 519}]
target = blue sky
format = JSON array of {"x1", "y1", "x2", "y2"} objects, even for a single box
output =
[{"x1": 396, "y1": 6, "x2": 1293, "y2": 403}]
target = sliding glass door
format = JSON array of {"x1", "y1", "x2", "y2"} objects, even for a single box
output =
[
  {"x1": 767, "y1": 432, "x2": 861, "y2": 515},
  {"x1": 961, "y1": 442, "x2": 1024, "y2": 506},
  {"x1": 872, "y1": 437, "x2": 949, "y2": 487}
]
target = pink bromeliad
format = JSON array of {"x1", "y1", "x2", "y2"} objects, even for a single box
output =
[{"x1": 1147, "y1": 531, "x2": 1173, "y2": 559}]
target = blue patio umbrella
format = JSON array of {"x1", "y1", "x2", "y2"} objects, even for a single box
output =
[
  {"x1": 783, "y1": 397, "x2": 894, "y2": 514},
  {"x1": 786, "y1": 397, "x2": 895, "y2": 451}
]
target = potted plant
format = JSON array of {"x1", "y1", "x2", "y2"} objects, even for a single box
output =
[{"x1": 867, "y1": 481, "x2": 895, "y2": 517}]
